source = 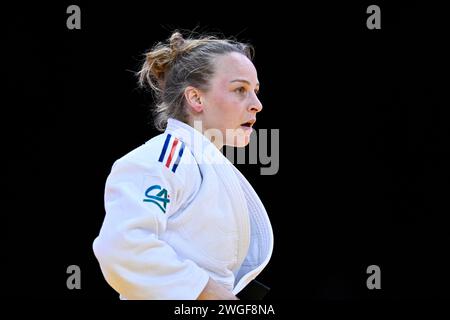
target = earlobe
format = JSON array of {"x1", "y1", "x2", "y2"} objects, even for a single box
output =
[{"x1": 185, "y1": 86, "x2": 203, "y2": 113}]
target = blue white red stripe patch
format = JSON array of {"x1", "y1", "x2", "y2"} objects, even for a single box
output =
[{"x1": 158, "y1": 134, "x2": 185, "y2": 173}]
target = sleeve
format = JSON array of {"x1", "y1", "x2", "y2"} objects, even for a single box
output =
[{"x1": 93, "y1": 158, "x2": 209, "y2": 300}]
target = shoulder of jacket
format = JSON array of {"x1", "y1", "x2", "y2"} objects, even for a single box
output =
[
  {"x1": 112, "y1": 133, "x2": 200, "y2": 186},
  {"x1": 108, "y1": 134, "x2": 201, "y2": 216}
]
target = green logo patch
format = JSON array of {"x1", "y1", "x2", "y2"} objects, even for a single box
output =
[{"x1": 143, "y1": 185, "x2": 170, "y2": 213}]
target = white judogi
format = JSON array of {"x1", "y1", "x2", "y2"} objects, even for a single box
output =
[{"x1": 93, "y1": 118, "x2": 273, "y2": 299}]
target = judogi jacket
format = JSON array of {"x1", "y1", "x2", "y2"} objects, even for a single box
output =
[{"x1": 93, "y1": 118, "x2": 273, "y2": 299}]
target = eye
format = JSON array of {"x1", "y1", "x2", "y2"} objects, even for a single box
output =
[{"x1": 235, "y1": 87, "x2": 246, "y2": 94}]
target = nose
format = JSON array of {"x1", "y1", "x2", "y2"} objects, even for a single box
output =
[{"x1": 249, "y1": 93, "x2": 263, "y2": 113}]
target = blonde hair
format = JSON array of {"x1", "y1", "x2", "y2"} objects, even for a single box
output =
[{"x1": 137, "y1": 31, "x2": 254, "y2": 131}]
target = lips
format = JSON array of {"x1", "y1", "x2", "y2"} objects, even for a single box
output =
[{"x1": 240, "y1": 119, "x2": 256, "y2": 128}]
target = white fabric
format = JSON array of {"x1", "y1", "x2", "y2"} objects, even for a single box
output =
[{"x1": 93, "y1": 118, "x2": 273, "y2": 299}]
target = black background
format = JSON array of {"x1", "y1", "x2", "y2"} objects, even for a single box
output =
[{"x1": 6, "y1": 0, "x2": 449, "y2": 304}]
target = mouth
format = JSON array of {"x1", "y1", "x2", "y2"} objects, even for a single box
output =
[{"x1": 240, "y1": 119, "x2": 256, "y2": 128}]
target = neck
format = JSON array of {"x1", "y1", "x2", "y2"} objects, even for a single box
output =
[{"x1": 188, "y1": 118, "x2": 224, "y2": 150}]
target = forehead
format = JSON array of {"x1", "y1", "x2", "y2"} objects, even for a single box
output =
[{"x1": 212, "y1": 52, "x2": 258, "y2": 84}]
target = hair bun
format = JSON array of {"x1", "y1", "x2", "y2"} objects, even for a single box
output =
[
  {"x1": 169, "y1": 32, "x2": 185, "y2": 56},
  {"x1": 138, "y1": 32, "x2": 186, "y2": 91}
]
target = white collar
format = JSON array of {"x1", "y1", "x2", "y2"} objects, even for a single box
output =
[{"x1": 165, "y1": 118, "x2": 228, "y2": 165}]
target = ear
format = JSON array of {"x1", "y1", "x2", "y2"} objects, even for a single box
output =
[{"x1": 184, "y1": 86, "x2": 204, "y2": 113}]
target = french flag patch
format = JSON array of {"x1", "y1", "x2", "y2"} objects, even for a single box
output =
[{"x1": 158, "y1": 134, "x2": 185, "y2": 173}]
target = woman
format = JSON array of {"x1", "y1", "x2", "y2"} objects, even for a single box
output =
[{"x1": 93, "y1": 31, "x2": 273, "y2": 300}]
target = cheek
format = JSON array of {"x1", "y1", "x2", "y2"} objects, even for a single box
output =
[{"x1": 213, "y1": 93, "x2": 239, "y2": 115}]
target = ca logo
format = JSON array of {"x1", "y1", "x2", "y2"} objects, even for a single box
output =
[{"x1": 143, "y1": 185, "x2": 170, "y2": 213}]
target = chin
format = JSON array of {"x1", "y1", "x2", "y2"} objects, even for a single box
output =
[
  {"x1": 235, "y1": 137, "x2": 251, "y2": 148},
  {"x1": 224, "y1": 134, "x2": 250, "y2": 148}
]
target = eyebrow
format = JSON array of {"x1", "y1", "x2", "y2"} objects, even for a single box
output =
[{"x1": 230, "y1": 79, "x2": 260, "y2": 87}]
